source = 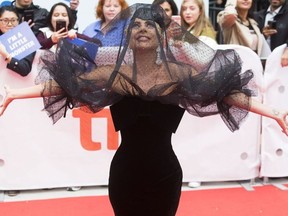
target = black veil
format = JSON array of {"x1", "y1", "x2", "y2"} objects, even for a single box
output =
[{"x1": 36, "y1": 3, "x2": 254, "y2": 132}]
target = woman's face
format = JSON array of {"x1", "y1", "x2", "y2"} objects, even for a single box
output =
[
  {"x1": 181, "y1": 0, "x2": 201, "y2": 28},
  {"x1": 0, "y1": 11, "x2": 19, "y2": 33},
  {"x1": 103, "y1": 0, "x2": 122, "y2": 23},
  {"x1": 236, "y1": 0, "x2": 252, "y2": 11},
  {"x1": 51, "y1": 5, "x2": 69, "y2": 31},
  {"x1": 129, "y1": 18, "x2": 159, "y2": 51},
  {"x1": 160, "y1": 1, "x2": 173, "y2": 18}
]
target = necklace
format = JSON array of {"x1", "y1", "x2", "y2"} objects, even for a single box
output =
[{"x1": 239, "y1": 18, "x2": 250, "y2": 27}]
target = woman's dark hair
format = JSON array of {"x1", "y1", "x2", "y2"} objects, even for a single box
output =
[
  {"x1": 47, "y1": 2, "x2": 75, "y2": 31},
  {"x1": 0, "y1": 6, "x2": 19, "y2": 34},
  {"x1": 0, "y1": 5, "x2": 19, "y2": 19},
  {"x1": 152, "y1": 0, "x2": 178, "y2": 15}
]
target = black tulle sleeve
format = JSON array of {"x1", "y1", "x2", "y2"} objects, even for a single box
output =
[{"x1": 35, "y1": 4, "x2": 255, "y2": 131}]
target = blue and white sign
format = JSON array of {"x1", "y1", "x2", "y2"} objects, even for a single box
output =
[{"x1": 0, "y1": 22, "x2": 41, "y2": 60}]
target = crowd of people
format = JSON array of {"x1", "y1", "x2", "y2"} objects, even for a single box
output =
[
  {"x1": 1, "y1": 0, "x2": 287, "y2": 74},
  {"x1": 0, "y1": 0, "x2": 288, "y2": 215}
]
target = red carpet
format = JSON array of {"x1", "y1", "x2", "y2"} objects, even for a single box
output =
[{"x1": 1, "y1": 186, "x2": 288, "y2": 216}]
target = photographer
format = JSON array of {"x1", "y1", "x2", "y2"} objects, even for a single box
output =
[
  {"x1": 254, "y1": 0, "x2": 288, "y2": 67},
  {"x1": 36, "y1": 2, "x2": 77, "y2": 52}
]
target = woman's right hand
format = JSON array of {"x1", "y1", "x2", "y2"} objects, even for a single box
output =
[
  {"x1": 0, "y1": 85, "x2": 13, "y2": 116},
  {"x1": 51, "y1": 29, "x2": 68, "y2": 44}
]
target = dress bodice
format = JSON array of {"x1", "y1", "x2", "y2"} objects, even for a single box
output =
[{"x1": 110, "y1": 97, "x2": 185, "y2": 133}]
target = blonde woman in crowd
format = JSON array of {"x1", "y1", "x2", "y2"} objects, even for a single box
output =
[
  {"x1": 180, "y1": 0, "x2": 217, "y2": 47},
  {"x1": 217, "y1": 0, "x2": 271, "y2": 58}
]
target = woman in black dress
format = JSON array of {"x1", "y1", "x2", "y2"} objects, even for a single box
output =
[{"x1": 0, "y1": 4, "x2": 288, "y2": 216}]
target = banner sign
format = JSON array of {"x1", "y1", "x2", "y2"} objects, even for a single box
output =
[{"x1": 0, "y1": 22, "x2": 41, "y2": 60}]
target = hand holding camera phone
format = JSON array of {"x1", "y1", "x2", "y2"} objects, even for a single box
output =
[
  {"x1": 268, "y1": 20, "x2": 277, "y2": 29},
  {"x1": 23, "y1": 9, "x2": 34, "y2": 23},
  {"x1": 56, "y1": 20, "x2": 67, "y2": 32}
]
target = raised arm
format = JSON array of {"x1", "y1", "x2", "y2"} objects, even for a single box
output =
[
  {"x1": 224, "y1": 92, "x2": 288, "y2": 136},
  {"x1": 0, "y1": 63, "x2": 128, "y2": 118},
  {"x1": 217, "y1": 0, "x2": 238, "y2": 29},
  {"x1": 0, "y1": 80, "x2": 63, "y2": 116}
]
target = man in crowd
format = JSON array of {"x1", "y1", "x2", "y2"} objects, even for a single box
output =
[{"x1": 254, "y1": 0, "x2": 288, "y2": 66}]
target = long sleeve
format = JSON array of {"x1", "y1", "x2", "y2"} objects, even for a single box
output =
[
  {"x1": 6, "y1": 52, "x2": 36, "y2": 76},
  {"x1": 36, "y1": 31, "x2": 55, "y2": 50},
  {"x1": 217, "y1": 0, "x2": 238, "y2": 28}
]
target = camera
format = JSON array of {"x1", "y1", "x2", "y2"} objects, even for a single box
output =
[
  {"x1": 56, "y1": 20, "x2": 67, "y2": 31},
  {"x1": 23, "y1": 9, "x2": 34, "y2": 23},
  {"x1": 268, "y1": 20, "x2": 277, "y2": 29}
]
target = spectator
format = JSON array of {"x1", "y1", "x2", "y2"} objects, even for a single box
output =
[
  {"x1": 254, "y1": 0, "x2": 288, "y2": 67},
  {"x1": 10, "y1": 0, "x2": 79, "y2": 35},
  {"x1": 152, "y1": 0, "x2": 179, "y2": 17},
  {"x1": 82, "y1": 0, "x2": 128, "y2": 46},
  {"x1": 0, "y1": 6, "x2": 36, "y2": 77},
  {"x1": 36, "y1": 2, "x2": 77, "y2": 52},
  {"x1": 180, "y1": 0, "x2": 217, "y2": 47},
  {"x1": 217, "y1": 0, "x2": 271, "y2": 58},
  {"x1": 69, "y1": 0, "x2": 80, "y2": 27}
]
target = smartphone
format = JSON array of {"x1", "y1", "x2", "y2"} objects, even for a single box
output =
[
  {"x1": 268, "y1": 20, "x2": 277, "y2": 29},
  {"x1": 23, "y1": 9, "x2": 34, "y2": 22},
  {"x1": 56, "y1": 20, "x2": 67, "y2": 31}
]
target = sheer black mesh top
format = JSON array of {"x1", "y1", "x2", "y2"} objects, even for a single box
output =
[{"x1": 35, "y1": 3, "x2": 255, "y2": 132}]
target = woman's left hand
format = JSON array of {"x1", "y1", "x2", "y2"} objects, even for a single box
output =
[
  {"x1": 275, "y1": 110, "x2": 288, "y2": 136},
  {"x1": 67, "y1": 29, "x2": 77, "y2": 40},
  {"x1": 0, "y1": 85, "x2": 13, "y2": 116}
]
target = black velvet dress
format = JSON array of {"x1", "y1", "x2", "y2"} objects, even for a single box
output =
[
  {"x1": 109, "y1": 97, "x2": 185, "y2": 216},
  {"x1": 37, "y1": 4, "x2": 255, "y2": 216}
]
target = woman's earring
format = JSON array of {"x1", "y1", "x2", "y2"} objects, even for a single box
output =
[{"x1": 156, "y1": 46, "x2": 162, "y2": 65}]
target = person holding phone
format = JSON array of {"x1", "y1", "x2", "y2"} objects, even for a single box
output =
[
  {"x1": 10, "y1": 0, "x2": 49, "y2": 35},
  {"x1": 254, "y1": 0, "x2": 288, "y2": 67},
  {"x1": 217, "y1": 0, "x2": 271, "y2": 58},
  {"x1": 36, "y1": 2, "x2": 77, "y2": 52},
  {"x1": 11, "y1": 0, "x2": 79, "y2": 35}
]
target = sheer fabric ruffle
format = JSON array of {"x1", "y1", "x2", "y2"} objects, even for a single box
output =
[{"x1": 36, "y1": 3, "x2": 255, "y2": 132}]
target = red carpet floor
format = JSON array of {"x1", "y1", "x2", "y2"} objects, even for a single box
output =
[{"x1": 1, "y1": 185, "x2": 288, "y2": 216}]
